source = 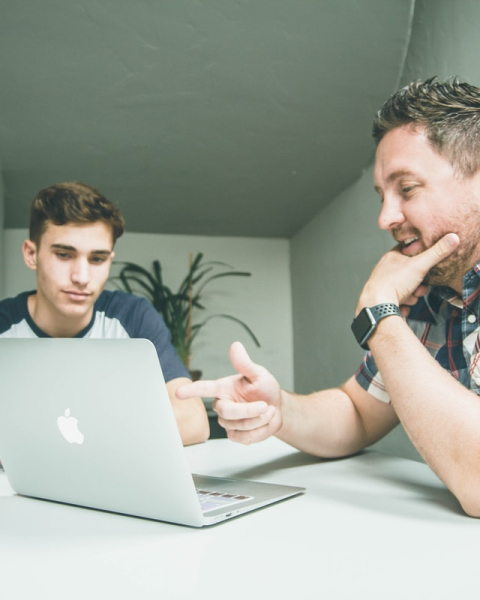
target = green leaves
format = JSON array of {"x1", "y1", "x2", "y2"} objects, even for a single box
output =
[{"x1": 109, "y1": 253, "x2": 260, "y2": 369}]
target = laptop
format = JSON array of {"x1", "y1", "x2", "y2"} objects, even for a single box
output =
[{"x1": 0, "y1": 338, "x2": 304, "y2": 527}]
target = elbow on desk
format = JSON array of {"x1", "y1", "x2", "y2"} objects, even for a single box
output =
[
  {"x1": 185, "y1": 412, "x2": 210, "y2": 446},
  {"x1": 453, "y1": 481, "x2": 480, "y2": 519},
  {"x1": 446, "y1": 455, "x2": 480, "y2": 518},
  {"x1": 198, "y1": 417, "x2": 210, "y2": 444},
  {"x1": 178, "y1": 402, "x2": 210, "y2": 446},
  {"x1": 459, "y1": 498, "x2": 480, "y2": 519}
]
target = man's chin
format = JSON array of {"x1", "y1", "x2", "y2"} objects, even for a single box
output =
[
  {"x1": 60, "y1": 301, "x2": 94, "y2": 319},
  {"x1": 423, "y1": 271, "x2": 443, "y2": 287},
  {"x1": 425, "y1": 259, "x2": 462, "y2": 288}
]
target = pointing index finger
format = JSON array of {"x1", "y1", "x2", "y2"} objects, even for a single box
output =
[{"x1": 175, "y1": 378, "x2": 229, "y2": 400}]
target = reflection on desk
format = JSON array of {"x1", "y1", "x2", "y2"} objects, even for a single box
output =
[{"x1": 1, "y1": 438, "x2": 479, "y2": 599}]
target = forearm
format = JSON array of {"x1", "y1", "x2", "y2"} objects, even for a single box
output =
[
  {"x1": 369, "y1": 316, "x2": 480, "y2": 516},
  {"x1": 175, "y1": 342, "x2": 396, "y2": 452},
  {"x1": 167, "y1": 378, "x2": 210, "y2": 446},
  {"x1": 276, "y1": 386, "x2": 373, "y2": 458},
  {"x1": 173, "y1": 397, "x2": 210, "y2": 446}
]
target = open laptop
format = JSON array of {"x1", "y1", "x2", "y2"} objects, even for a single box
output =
[{"x1": 0, "y1": 338, "x2": 304, "y2": 527}]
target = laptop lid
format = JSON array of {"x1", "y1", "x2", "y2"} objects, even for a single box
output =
[{"x1": 0, "y1": 338, "x2": 304, "y2": 527}]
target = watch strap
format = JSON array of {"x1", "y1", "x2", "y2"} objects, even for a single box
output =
[
  {"x1": 351, "y1": 303, "x2": 402, "y2": 350},
  {"x1": 369, "y1": 303, "x2": 402, "y2": 322}
]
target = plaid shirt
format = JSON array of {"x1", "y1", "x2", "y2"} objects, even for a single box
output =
[{"x1": 356, "y1": 262, "x2": 480, "y2": 403}]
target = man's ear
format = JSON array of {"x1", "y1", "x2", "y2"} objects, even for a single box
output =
[{"x1": 22, "y1": 240, "x2": 38, "y2": 271}]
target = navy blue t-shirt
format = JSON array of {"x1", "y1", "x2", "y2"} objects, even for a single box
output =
[{"x1": 0, "y1": 290, "x2": 189, "y2": 383}]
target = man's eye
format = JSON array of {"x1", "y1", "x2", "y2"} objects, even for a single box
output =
[
  {"x1": 55, "y1": 252, "x2": 70, "y2": 259},
  {"x1": 90, "y1": 256, "x2": 107, "y2": 264}
]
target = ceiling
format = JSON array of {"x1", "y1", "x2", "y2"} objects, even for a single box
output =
[{"x1": 0, "y1": 1, "x2": 414, "y2": 238}]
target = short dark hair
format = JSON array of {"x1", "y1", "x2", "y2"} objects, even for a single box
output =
[
  {"x1": 29, "y1": 181, "x2": 125, "y2": 247},
  {"x1": 373, "y1": 77, "x2": 480, "y2": 177}
]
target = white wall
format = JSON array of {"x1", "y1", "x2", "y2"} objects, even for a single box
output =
[
  {"x1": 290, "y1": 0, "x2": 480, "y2": 462},
  {"x1": 3, "y1": 229, "x2": 294, "y2": 398}
]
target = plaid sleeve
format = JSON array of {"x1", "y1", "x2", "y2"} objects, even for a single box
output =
[{"x1": 355, "y1": 351, "x2": 391, "y2": 404}]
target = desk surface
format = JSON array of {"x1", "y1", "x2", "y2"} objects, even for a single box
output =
[{"x1": 1, "y1": 438, "x2": 479, "y2": 599}]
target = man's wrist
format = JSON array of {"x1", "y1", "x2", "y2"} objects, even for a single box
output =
[
  {"x1": 351, "y1": 303, "x2": 402, "y2": 350},
  {"x1": 355, "y1": 295, "x2": 399, "y2": 317},
  {"x1": 275, "y1": 389, "x2": 293, "y2": 439}
]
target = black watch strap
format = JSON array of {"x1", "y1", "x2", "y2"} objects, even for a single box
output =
[
  {"x1": 369, "y1": 303, "x2": 402, "y2": 321},
  {"x1": 351, "y1": 303, "x2": 402, "y2": 350}
]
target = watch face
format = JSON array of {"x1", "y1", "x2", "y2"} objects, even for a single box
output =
[{"x1": 351, "y1": 308, "x2": 375, "y2": 349}]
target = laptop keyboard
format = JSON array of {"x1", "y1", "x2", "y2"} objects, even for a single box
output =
[{"x1": 196, "y1": 488, "x2": 253, "y2": 513}]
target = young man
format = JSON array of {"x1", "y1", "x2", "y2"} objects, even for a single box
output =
[
  {"x1": 0, "y1": 181, "x2": 209, "y2": 446},
  {"x1": 177, "y1": 78, "x2": 480, "y2": 516}
]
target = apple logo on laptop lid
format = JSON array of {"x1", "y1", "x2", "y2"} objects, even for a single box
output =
[{"x1": 57, "y1": 409, "x2": 84, "y2": 444}]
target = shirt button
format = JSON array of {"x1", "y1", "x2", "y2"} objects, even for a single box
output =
[
  {"x1": 467, "y1": 314, "x2": 477, "y2": 324},
  {"x1": 475, "y1": 377, "x2": 480, "y2": 386}
]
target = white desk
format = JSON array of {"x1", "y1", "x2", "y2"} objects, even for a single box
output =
[{"x1": 1, "y1": 438, "x2": 479, "y2": 599}]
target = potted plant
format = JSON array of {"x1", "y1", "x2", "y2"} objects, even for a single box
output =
[{"x1": 109, "y1": 252, "x2": 260, "y2": 375}]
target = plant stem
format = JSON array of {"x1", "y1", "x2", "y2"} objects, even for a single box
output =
[{"x1": 186, "y1": 252, "x2": 193, "y2": 370}]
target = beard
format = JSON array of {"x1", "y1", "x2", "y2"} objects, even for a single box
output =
[
  {"x1": 424, "y1": 247, "x2": 467, "y2": 287},
  {"x1": 395, "y1": 203, "x2": 480, "y2": 290},
  {"x1": 428, "y1": 203, "x2": 480, "y2": 287},
  {"x1": 425, "y1": 228, "x2": 480, "y2": 288}
]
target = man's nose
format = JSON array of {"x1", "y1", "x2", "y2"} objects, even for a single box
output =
[
  {"x1": 71, "y1": 259, "x2": 90, "y2": 285},
  {"x1": 378, "y1": 196, "x2": 405, "y2": 231}
]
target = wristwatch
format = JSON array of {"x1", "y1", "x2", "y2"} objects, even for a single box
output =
[{"x1": 351, "y1": 303, "x2": 402, "y2": 350}]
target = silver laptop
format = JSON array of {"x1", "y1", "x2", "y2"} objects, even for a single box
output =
[{"x1": 0, "y1": 338, "x2": 304, "y2": 527}]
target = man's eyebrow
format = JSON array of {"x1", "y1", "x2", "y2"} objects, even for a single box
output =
[
  {"x1": 89, "y1": 249, "x2": 113, "y2": 256},
  {"x1": 51, "y1": 244, "x2": 76, "y2": 251},
  {"x1": 50, "y1": 244, "x2": 112, "y2": 255}
]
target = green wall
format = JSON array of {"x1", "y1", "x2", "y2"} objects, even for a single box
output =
[
  {"x1": 401, "y1": 0, "x2": 480, "y2": 87},
  {"x1": 0, "y1": 162, "x2": 4, "y2": 299}
]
